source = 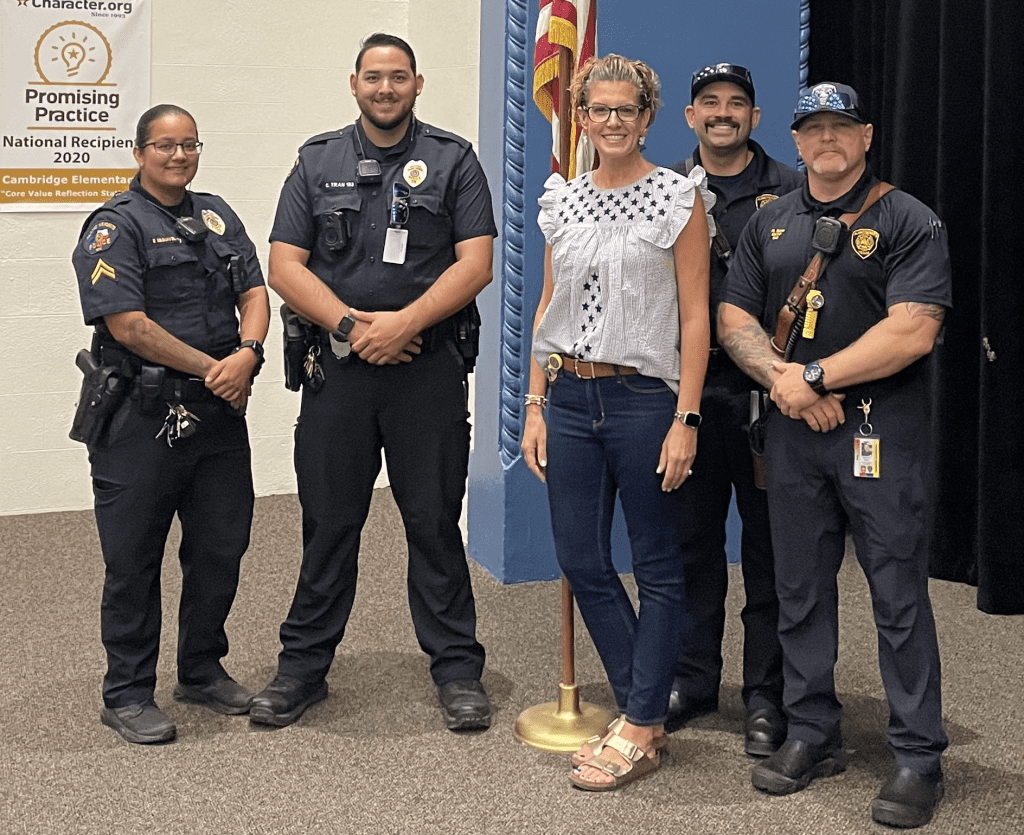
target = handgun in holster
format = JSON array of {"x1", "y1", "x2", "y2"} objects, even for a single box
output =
[
  {"x1": 281, "y1": 303, "x2": 314, "y2": 391},
  {"x1": 453, "y1": 301, "x2": 481, "y2": 373},
  {"x1": 69, "y1": 349, "x2": 127, "y2": 445}
]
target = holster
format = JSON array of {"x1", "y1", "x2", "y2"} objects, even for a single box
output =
[
  {"x1": 69, "y1": 349, "x2": 127, "y2": 445},
  {"x1": 281, "y1": 303, "x2": 316, "y2": 391},
  {"x1": 452, "y1": 301, "x2": 481, "y2": 372}
]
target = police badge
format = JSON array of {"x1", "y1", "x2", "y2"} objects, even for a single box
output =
[
  {"x1": 201, "y1": 209, "x2": 226, "y2": 236},
  {"x1": 851, "y1": 228, "x2": 880, "y2": 260},
  {"x1": 403, "y1": 160, "x2": 427, "y2": 187}
]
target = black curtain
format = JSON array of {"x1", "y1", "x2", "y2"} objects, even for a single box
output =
[{"x1": 809, "y1": 0, "x2": 1024, "y2": 614}]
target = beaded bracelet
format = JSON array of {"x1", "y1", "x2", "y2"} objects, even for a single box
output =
[{"x1": 524, "y1": 394, "x2": 548, "y2": 409}]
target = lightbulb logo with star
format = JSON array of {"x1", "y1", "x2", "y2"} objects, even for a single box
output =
[{"x1": 34, "y1": 21, "x2": 112, "y2": 84}]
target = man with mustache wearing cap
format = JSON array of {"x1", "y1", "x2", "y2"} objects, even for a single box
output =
[
  {"x1": 717, "y1": 82, "x2": 950, "y2": 828},
  {"x1": 665, "y1": 64, "x2": 802, "y2": 759}
]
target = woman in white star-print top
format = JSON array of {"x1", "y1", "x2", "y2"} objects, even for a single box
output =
[{"x1": 521, "y1": 54, "x2": 714, "y2": 792}]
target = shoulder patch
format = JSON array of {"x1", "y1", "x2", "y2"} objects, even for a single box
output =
[
  {"x1": 755, "y1": 193, "x2": 779, "y2": 210},
  {"x1": 83, "y1": 221, "x2": 118, "y2": 254}
]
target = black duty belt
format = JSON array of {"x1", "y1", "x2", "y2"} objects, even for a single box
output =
[{"x1": 132, "y1": 376, "x2": 213, "y2": 402}]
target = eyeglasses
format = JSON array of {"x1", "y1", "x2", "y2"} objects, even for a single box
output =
[
  {"x1": 143, "y1": 141, "x2": 203, "y2": 156},
  {"x1": 582, "y1": 104, "x2": 644, "y2": 123},
  {"x1": 691, "y1": 63, "x2": 753, "y2": 88},
  {"x1": 390, "y1": 182, "x2": 410, "y2": 227}
]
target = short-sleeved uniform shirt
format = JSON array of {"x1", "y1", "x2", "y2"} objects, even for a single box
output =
[
  {"x1": 672, "y1": 139, "x2": 804, "y2": 331},
  {"x1": 72, "y1": 175, "x2": 265, "y2": 358},
  {"x1": 532, "y1": 166, "x2": 715, "y2": 390},
  {"x1": 724, "y1": 168, "x2": 952, "y2": 406},
  {"x1": 270, "y1": 118, "x2": 497, "y2": 311}
]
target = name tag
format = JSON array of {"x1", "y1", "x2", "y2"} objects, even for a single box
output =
[{"x1": 383, "y1": 228, "x2": 408, "y2": 264}]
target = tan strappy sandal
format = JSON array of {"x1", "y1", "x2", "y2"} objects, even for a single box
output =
[
  {"x1": 569, "y1": 730, "x2": 662, "y2": 792},
  {"x1": 570, "y1": 717, "x2": 668, "y2": 767}
]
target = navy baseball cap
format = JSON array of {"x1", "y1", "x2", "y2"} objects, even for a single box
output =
[
  {"x1": 691, "y1": 63, "x2": 755, "y2": 105},
  {"x1": 791, "y1": 82, "x2": 866, "y2": 129}
]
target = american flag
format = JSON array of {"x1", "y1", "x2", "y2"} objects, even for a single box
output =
[{"x1": 533, "y1": 0, "x2": 596, "y2": 179}]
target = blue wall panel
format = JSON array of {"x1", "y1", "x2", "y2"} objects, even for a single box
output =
[{"x1": 470, "y1": 0, "x2": 801, "y2": 582}]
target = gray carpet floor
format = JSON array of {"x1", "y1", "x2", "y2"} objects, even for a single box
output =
[{"x1": 1, "y1": 491, "x2": 1022, "y2": 835}]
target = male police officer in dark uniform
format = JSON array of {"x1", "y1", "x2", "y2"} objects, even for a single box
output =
[
  {"x1": 666, "y1": 65, "x2": 802, "y2": 756},
  {"x1": 718, "y1": 83, "x2": 949, "y2": 828},
  {"x1": 72, "y1": 104, "x2": 270, "y2": 744},
  {"x1": 251, "y1": 33, "x2": 497, "y2": 732}
]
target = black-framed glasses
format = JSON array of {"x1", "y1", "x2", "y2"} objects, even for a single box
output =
[
  {"x1": 390, "y1": 182, "x2": 410, "y2": 227},
  {"x1": 144, "y1": 140, "x2": 203, "y2": 156},
  {"x1": 582, "y1": 104, "x2": 644, "y2": 123}
]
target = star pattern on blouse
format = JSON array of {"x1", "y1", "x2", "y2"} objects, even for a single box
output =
[
  {"x1": 548, "y1": 169, "x2": 688, "y2": 356},
  {"x1": 554, "y1": 169, "x2": 682, "y2": 227}
]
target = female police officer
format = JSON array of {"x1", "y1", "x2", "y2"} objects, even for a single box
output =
[{"x1": 72, "y1": 104, "x2": 270, "y2": 744}]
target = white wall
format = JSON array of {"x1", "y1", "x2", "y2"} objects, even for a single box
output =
[{"x1": 0, "y1": 0, "x2": 483, "y2": 515}]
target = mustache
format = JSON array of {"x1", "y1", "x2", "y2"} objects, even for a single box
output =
[{"x1": 706, "y1": 118, "x2": 740, "y2": 128}]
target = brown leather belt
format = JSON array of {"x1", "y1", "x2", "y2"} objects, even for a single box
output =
[{"x1": 559, "y1": 355, "x2": 639, "y2": 379}]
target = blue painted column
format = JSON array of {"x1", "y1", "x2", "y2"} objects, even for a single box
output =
[{"x1": 470, "y1": 0, "x2": 805, "y2": 582}]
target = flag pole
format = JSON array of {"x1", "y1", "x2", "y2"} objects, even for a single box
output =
[{"x1": 514, "y1": 42, "x2": 615, "y2": 754}]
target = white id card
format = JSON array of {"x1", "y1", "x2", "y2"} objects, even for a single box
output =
[
  {"x1": 853, "y1": 434, "x2": 880, "y2": 478},
  {"x1": 383, "y1": 227, "x2": 408, "y2": 264}
]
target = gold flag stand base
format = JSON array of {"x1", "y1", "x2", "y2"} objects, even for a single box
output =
[{"x1": 514, "y1": 682, "x2": 616, "y2": 753}]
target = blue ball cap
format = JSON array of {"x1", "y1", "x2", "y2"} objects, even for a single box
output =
[{"x1": 792, "y1": 82, "x2": 866, "y2": 130}]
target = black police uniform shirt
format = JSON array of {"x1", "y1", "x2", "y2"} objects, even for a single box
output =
[
  {"x1": 723, "y1": 167, "x2": 952, "y2": 405},
  {"x1": 672, "y1": 140, "x2": 804, "y2": 334},
  {"x1": 270, "y1": 118, "x2": 497, "y2": 312},
  {"x1": 73, "y1": 175, "x2": 266, "y2": 359}
]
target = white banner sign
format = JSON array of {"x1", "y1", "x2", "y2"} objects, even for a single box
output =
[{"x1": 0, "y1": 0, "x2": 150, "y2": 212}]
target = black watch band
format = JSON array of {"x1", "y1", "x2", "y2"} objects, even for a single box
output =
[
  {"x1": 803, "y1": 361, "x2": 828, "y2": 396},
  {"x1": 234, "y1": 339, "x2": 265, "y2": 376},
  {"x1": 333, "y1": 313, "x2": 357, "y2": 342}
]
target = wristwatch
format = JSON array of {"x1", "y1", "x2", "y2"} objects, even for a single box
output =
[
  {"x1": 234, "y1": 339, "x2": 265, "y2": 376},
  {"x1": 803, "y1": 361, "x2": 828, "y2": 396},
  {"x1": 674, "y1": 410, "x2": 702, "y2": 429},
  {"x1": 333, "y1": 313, "x2": 357, "y2": 342}
]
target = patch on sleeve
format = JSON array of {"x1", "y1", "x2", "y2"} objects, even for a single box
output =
[
  {"x1": 83, "y1": 221, "x2": 118, "y2": 254},
  {"x1": 90, "y1": 258, "x2": 116, "y2": 285}
]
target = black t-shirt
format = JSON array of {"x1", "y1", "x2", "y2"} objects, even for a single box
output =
[{"x1": 723, "y1": 168, "x2": 952, "y2": 404}]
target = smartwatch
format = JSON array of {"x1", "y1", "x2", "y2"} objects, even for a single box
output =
[
  {"x1": 803, "y1": 361, "x2": 828, "y2": 396},
  {"x1": 674, "y1": 410, "x2": 702, "y2": 429},
  {"x1": 234, "y1": 339, "x2": 265, "y2": 376},
  {"x1": 333, "y1": 313, "x2": 357, "y2": 342}
]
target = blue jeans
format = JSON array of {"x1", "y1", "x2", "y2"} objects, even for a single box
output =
[{"x1": 545, "y1": 371, "x2": 689, "y2": 726}]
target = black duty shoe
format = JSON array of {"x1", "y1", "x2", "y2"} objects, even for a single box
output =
[
  {"x1": 437, "y1": 679, "x2": 492, "y2": 732},
  {"x1": 751, "y1": 738, "x2": 847, "y2": 795},
  {"x1": 664, "y1": 685, "x2": 718, "y2": 734},
  {"x1": 745, "y1": 707, "x2": 787, "y2": 757},
  {"x1": 249, "y1": 674, "x2": 328, "y2": 727},
  {"x1": 173, "y1": 677, "x2": 253, "y2": 715},
  {"x1": 100, "y1": 701, "x2": 177, "y2": 745},
  {"x1": 870, "y1": 767, "x2": 944, "y2": 829}
]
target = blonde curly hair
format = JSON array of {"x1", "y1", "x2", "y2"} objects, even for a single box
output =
[{"x1": 569, "y1": 54, "x2": 663, "y2": 128}]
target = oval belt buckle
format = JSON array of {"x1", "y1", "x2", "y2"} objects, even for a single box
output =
[{"x1": 544, "y1": 353, "x2": 563, "y2": 383}]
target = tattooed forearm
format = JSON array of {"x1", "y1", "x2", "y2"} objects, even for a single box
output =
[
  {"x1": 719, "y1": 321, "x2": 779, "y2": 389},
  {"x1": 905, "y1": 302, "x2": 946, "y2": 324}
]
